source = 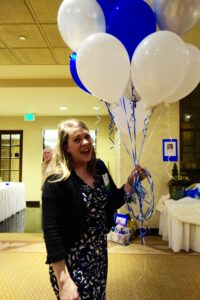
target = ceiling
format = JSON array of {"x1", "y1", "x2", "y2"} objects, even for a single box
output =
[
  {"x1": 0, "y1": 0, "x2": 199, "y2": 117},
  {"x1": 0, "y1": 0, "x2": 108, "y2": 116}
]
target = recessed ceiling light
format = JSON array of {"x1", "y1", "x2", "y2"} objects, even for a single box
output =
[
  {"x1": 18, "y1": 36, "x2": 27, "y2": 41},
  {"x1": 92, "y1": 106, "x2": 100, "y2": 111},
  {"x1": 59, "y1": 106, "x2": 68, "y2": 111}
]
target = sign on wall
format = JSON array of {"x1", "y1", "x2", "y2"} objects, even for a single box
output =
[{"x1": 162, "y1": 139, "x2": 178, "y2": 162}]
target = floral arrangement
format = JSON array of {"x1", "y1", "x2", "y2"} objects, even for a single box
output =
[
  {"x1": 168, "y1": 163, "x2": 190, "y2": 186},
  {"x1": 168, "y1": 175, "x2": 190, "y2": 186}
]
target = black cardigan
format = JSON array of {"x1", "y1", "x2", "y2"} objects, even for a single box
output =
[{"x1": 42, "y1": 159, "x2": 125, "y2": 264}]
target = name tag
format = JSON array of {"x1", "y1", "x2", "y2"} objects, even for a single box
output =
[{"x1": 102, "y1": 173, "x2": 110, "y2": 193}]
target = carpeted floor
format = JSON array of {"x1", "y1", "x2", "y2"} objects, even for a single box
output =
[
  {"x1": 0, "y1": 252, "x2": 54, "y2": 300},
  {"x1": 0, "y1": 234, "x2": 200, "y2": 300},
  {"x1": 107, "y1": 254, "x2": 200, "y2": 300}
]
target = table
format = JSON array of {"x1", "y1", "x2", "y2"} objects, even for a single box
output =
[
  {"x1": 0, "y1": 182, "x2": 26, "y2": 222},
  {"x1": 156, "y1": 194, "x2": 200, "y2": 253}
]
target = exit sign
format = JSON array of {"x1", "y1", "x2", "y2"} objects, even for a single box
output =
[{"x1": 24, "y1": 113, "x2": 35, "y2": 121}]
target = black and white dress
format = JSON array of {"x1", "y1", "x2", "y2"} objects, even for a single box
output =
[{"x1": 49, "y1": 176, "x2": 108, "y2": 300}]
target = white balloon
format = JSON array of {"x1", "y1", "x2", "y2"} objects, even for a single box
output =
[
  {"x1": 154, "y1": 0, "x2": 200, "y2": 36},
  {"x1": 131, "y1": 31, "x2": 190, "y2": 106},
  {"x1": 123, "y1": 76, "x2": 141, "y2": 102},
  {"x1": 57, "y1": 0, "x2": 106, "y2": 51},
  {"x1": 140, "y1": 97, "x2": 162, "y2": 109},
  {"x1": 112, "y1": 97, "x2": 150, "y2": 135},
  {"x1": 112, "y1": 104, "x2": 130, "y2": 135},
  {"x1": 76, "y1": 33, "x2": 130, "y2": 103},
  {"x1": 166, "y1": 44, "x2": 200, "y2": 103}
]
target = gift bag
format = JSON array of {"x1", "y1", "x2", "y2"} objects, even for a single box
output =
[{"x1": 107, "y1": 214, "x2": 130, "y2": 245}]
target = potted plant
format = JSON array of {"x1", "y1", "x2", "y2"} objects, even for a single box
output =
[{"x1": 168, "y1": 163, "x2": 190, "y2": 200}]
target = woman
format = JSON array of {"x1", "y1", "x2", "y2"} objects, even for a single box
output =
[
  {"x1": 42, "y1": 119, "x2": 145, "y2": 300},
  {"x1": 41, "y1": 147, "x2": 54, "y2": 187}
]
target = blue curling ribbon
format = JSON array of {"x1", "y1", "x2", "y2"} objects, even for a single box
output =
[
  {"x1": 104, "y1": 92, "x2": 155, "y2": 242},
  {"x1": 125, "y1": 169, "x2": 155, "y2": 220},
  {"x1": 120, "y1": 87, "x2": 155, "y2": 242},
  {"x1": 120, "y1": 96, "x2": 137, "y2": 163},
  {"x1": 104, "y1": 101, "x2": 115, "y2": 147},
  {"x1": 138, "y1": 227, "x2": 149, "y2": 239},
  {"x1": 137, "y1": 107, "x2": 155, "y2": 163},
  {"x1": 125, "y1": 168, "x2": 155, "y2": 242}
]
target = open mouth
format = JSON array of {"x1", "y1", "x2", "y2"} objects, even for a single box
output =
[{"x1": 80, "y1": 148, "x2": 91, "y2": 155}]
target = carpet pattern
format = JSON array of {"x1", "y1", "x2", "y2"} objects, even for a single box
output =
[
  {"x1": 107, "y1": 254, "x2": 200, "y2": 300},
  {"x1": 0, "y1": 252, "x2": 55, "y2": 300},
  {"x1": 0, "y1": 234, "x2": 200, "y2": 300}
]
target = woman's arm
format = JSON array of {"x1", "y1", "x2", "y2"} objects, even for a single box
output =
[
  {"x1": 52, "y1": 260, "x2": 80, "y2": 300},
  {"x1": 42, "y1": 179, "x2": 67, "y2": 263}
]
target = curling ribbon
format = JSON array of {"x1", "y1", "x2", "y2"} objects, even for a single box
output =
[
  {"x1": 104, "y1": 101, "x2": 115, "y2": 147},
  {"x1": 121, "y1": 88, "x2": 155, "y2": 242}
]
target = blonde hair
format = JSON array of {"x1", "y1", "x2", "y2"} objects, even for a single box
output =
[{"x1": 50, "y1": 119, "x2": 96, "y2": 182}]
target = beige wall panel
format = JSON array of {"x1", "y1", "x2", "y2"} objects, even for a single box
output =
[
  {"x1": 0, "y1": 87, "x2": 108, "y2": 116},
  {"x1": 0, "y1": 65, "x2": 71, "y2": 79}
]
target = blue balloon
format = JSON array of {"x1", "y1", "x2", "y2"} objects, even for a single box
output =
[
  {"x1": 107, "y1": 0, "x2": 156, "y2": 59},
  {"x1": 96, "y1": 0, "x2": 118, "y2": 23},
  {"x1": 69, "y1": 52, "x2": 90, "y2": 94}
]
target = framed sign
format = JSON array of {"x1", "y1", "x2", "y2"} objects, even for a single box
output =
[
  {"x1": 114, "y1": 213, "x2": 129, "y2": 226},
  {"x1": 162, "y1": 139, "x2": 178, "y2": 161}
]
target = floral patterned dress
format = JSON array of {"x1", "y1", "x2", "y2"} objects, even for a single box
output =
[{"x1": 49, "y1": 176, "x2": 109, "y2": 300}]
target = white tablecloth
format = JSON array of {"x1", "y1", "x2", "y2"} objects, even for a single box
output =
[
  {"x1": 0, "y1": 182, "x2": 26, "y2": 222},
  {"x1": 157, "y1": 194, "x2": 200, "y2": 253}
]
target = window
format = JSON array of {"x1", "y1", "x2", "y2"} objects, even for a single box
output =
[
  {"x1": 43, "y1": 130, "x2": 58, "y2": 149},
  {"x1": 180, "y1": 84, "x2": 200, "y2": 182},
  {"x1": 0, "y1": 131, "x2": 23, "y2": 182}
]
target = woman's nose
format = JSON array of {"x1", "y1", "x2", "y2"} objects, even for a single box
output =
[{"x1": 82, "y1": 138, "x2": 89, "y2": 145}]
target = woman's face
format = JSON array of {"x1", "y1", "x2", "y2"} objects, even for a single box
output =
[
  {"x1": 65, "y1": 126, "x2": 93, "y2": 166},
  {"x1": 43, "y1": 149, "x2": 52, "y2": 162}
]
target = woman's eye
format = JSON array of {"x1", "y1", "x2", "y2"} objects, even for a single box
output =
[{"x1": 74, "y1": 138, "x2": 80, "y2": 143}]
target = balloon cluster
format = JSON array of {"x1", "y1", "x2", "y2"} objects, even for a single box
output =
[
  {"x1": 58, "y1": 0, "x2": 156, "y2": 104},
  {"x1": 57, "y1": 0, "x2": 200, "y2": 240},
  {"x1": 58, "y1": 0, "x2": 200, "y2": 107}
]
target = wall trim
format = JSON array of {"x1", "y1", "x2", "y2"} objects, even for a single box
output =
[
  {"x1": 149, "y1": 228, "x2": 159, "y2": 235},
  {"x1": 135, "y1": 228, "x2": 159, "y2": 236},
  {"x1": 26, "y1": 201, "x2": 40, "y2": 207},
  {"x1": 0, "y1": 79, "x2": 76, "y2": 88}
]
